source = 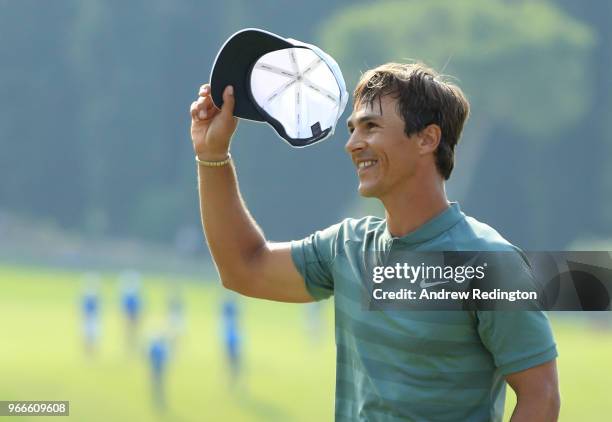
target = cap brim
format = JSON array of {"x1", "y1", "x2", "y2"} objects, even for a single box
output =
[{"x1": 210, "y1": 28, "x2": 293, "y2": 121}]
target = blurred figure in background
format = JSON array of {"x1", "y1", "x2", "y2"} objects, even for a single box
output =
[
  {"x1": 167, "y1": 284, "x2": 186, "y2": 343},
  {"x1": 119, "y1": 270, "x2": 142, "y2": 352},
  {"x1": 148, "y1": 332, "x2": 170, "y2": 410},
  {"x1": 81, "y1": 272, "x2": 101, "y2": 356},
  {"x1": 221, "y1": 297, "x2": 241, "y2": 386}
]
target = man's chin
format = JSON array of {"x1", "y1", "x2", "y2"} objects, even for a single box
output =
[{"x1": 358, "y1": 183, "x2": 379, "y2": 198}]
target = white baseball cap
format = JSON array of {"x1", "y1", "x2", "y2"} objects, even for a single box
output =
[{"x1": 210, "y1": 28, "x2": 349, "y2": 147}]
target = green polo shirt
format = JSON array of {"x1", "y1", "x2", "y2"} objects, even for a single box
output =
[{"x1": 291, "y1": 203, "x2": 557, "y2": 422}]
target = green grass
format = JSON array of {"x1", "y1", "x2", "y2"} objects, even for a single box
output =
[{"x1": 0, "y1": 265, "x2": 610, "y2": 421}]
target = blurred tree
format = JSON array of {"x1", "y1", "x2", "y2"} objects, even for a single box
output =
[
  {"x1": 68, "y1": 0, "x2": 187, "y2": 238},
  {"x1": 0, "y1": 1, "x2": 85, "y2": 226},
  {"x1": 553, "y1": 0, "x2": 612, "y2": 243},
  {"x1": 320, "y1": 0, "x2": 593, "y2": 137}
]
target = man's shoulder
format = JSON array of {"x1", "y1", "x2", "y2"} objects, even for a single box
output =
[
  {"x1": 449, "y1": 215, "x2": 532, "y2": 280},
  {"x1": 331, "y1": 215, "x2": 385, "y2": 240},
  {"x1": 450, "y1": 214, "x2": 521, "y2": 253},
  {"x1": 306, "y1": 216, "x2": 384, "y2": 249},
  {"x1": 341, "y1": 215, "x2": 385, "y2": 230}
]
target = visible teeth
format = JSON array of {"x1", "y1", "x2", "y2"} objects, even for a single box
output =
[{"x1": 358, "y1": 160, "x2": 376, "y2": 169}]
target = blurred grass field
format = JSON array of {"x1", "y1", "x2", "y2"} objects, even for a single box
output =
[{"x1": 0, "y1": 265, "x2": 610, "y2": 421}]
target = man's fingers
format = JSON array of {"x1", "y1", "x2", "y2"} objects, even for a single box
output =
[
  {"x1": 198, "y1": 84, "x2": 223, "y2": 112},
  {"x1": 219, "y1": 85, "x2": 235, "y2": 119},
  {"x1": 190, "y1": 100, "x2": 207, "y2": 120},
  {"x1": 195, "y1": 95, "x2": 215, "y2": 110},
  {"x1": 203, "y1": 95, "x2": 214, "y2": 110},
  {"x1": 199, "y1": 84, "x2": 210, "y2": 96},
  {"x1": 191, "y1": 95, "x2": 217, "y2": 121},
  {"x1": 190, "y1": 101, "x2": 199, "y2": 120},
  {"x1": 191, "y1": 83, "x2": 228, "y2": 122}
]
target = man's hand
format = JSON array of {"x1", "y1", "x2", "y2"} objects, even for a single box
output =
[{"x1": 190, "y1": 84, "x2": 238, "y2": 161}]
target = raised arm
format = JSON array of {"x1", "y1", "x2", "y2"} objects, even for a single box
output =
[{"x1": 189, "y1": 83, "x2": 313, "y2": 303}]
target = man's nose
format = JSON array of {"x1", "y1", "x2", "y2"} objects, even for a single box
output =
[{"x1": 344, "y1": 132, "x2": 367, "y2": 155}]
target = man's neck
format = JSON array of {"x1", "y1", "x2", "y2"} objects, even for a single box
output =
[{"x1": 381, "y1": 178, "x2": 449, "y2": 238}]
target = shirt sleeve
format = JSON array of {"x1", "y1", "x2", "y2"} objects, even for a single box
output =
[
  {"x1": 290, "y1": 222, "x2": 343, "y2": 301},
  {"x1": 476, "y1": 251, "x2": 558, "y2": 375},
  {"x1": 476, "y1": 310, "x2": 558, "y2": 375}
]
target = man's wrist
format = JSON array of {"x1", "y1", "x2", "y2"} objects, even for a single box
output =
[
  {"x1": 195, "y1": 150, "x2": 230, "y2": 162},
  {"x1": 196, "y1": 153, "x2": 232, "y2": 167}
]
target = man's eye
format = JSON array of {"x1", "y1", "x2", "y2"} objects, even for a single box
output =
[
  {"x1": 367, "y1": 122, "x2": 378, "y2": 129},
  {"x1": 348, "y1": 127, "x2": 354, "y2": 134}
]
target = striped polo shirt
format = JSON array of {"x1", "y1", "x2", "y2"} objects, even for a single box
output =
[{"x1": 291, "y1": 202, "x2": 557, "y2": 421}]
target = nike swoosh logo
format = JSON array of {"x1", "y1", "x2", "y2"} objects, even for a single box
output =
[{"x1": 419, "y1": 279, "x2": 450, "y2": 289}]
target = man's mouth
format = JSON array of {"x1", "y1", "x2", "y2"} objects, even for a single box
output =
[{"x1": 357, "y1": 160, "x2": 378, "y2": 173}]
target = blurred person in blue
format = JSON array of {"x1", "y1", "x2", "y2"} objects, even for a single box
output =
[
  {"x1": 221, "y1": 297, "x2": 241, "y2": 385},
  {"x1": 190, "y1": 60, "x2": 560, "y2": 421},
  {"x1": 148, "y1": 332, "x2": 170, "y2": 410},
  {"x1": 119, "y1": 270, "x2": 142, "y2": 351},
  {"x1": 81, "y1": 272, "x2": 101, "y2": 356}
]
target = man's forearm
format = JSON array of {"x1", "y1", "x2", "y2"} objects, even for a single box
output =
[
  {"x1": 197, "y1": 161, "x2": 266, "y2": 284},
  {"x1": 506, "y1": 360, "x2": 560, "y2": 422},
  {"x1": 510, "y1": 392, "x2": 560, "y2": 422}
]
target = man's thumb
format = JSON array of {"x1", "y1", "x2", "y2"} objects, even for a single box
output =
[{"x1": 220, "y1": 85, "x2": 236, "y2": 119}]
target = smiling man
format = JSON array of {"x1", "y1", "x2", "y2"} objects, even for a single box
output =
[{"x1": 189, "y1": 62, "x2": 560, "y2": 421}]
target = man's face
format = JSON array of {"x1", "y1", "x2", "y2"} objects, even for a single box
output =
[{"x1": 345, "y1": 94, "x2": 421, "y2": 198}]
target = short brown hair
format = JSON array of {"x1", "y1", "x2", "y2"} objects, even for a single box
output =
[{"x1": 353, "y1": 62, "x2": 470, "y2": 180}]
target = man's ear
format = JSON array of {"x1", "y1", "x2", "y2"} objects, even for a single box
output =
[{"x1": 417, "y1": 124, "x2": 442, "y2": 155}]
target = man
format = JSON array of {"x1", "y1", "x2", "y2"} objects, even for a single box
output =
[
  {"x1": 81, "y1": 273, "x2": 101, "y2": 356},
  {"x1": 189, "y1": 62, "x2": 560, "y2": 421},
  {"x1": 220, "y1": 296, "x2": 241, "y2": 385},
  {"x1": 148, "y1": 333, "x2": 169, "y2": 410},
  {"x1": 119, "y1": 270, "x2": 142, "y2": 352}
]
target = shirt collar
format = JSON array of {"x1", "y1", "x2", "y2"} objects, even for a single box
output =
[{"x1": 381, "y1": 202, "x2": 465, "y2": 246}]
